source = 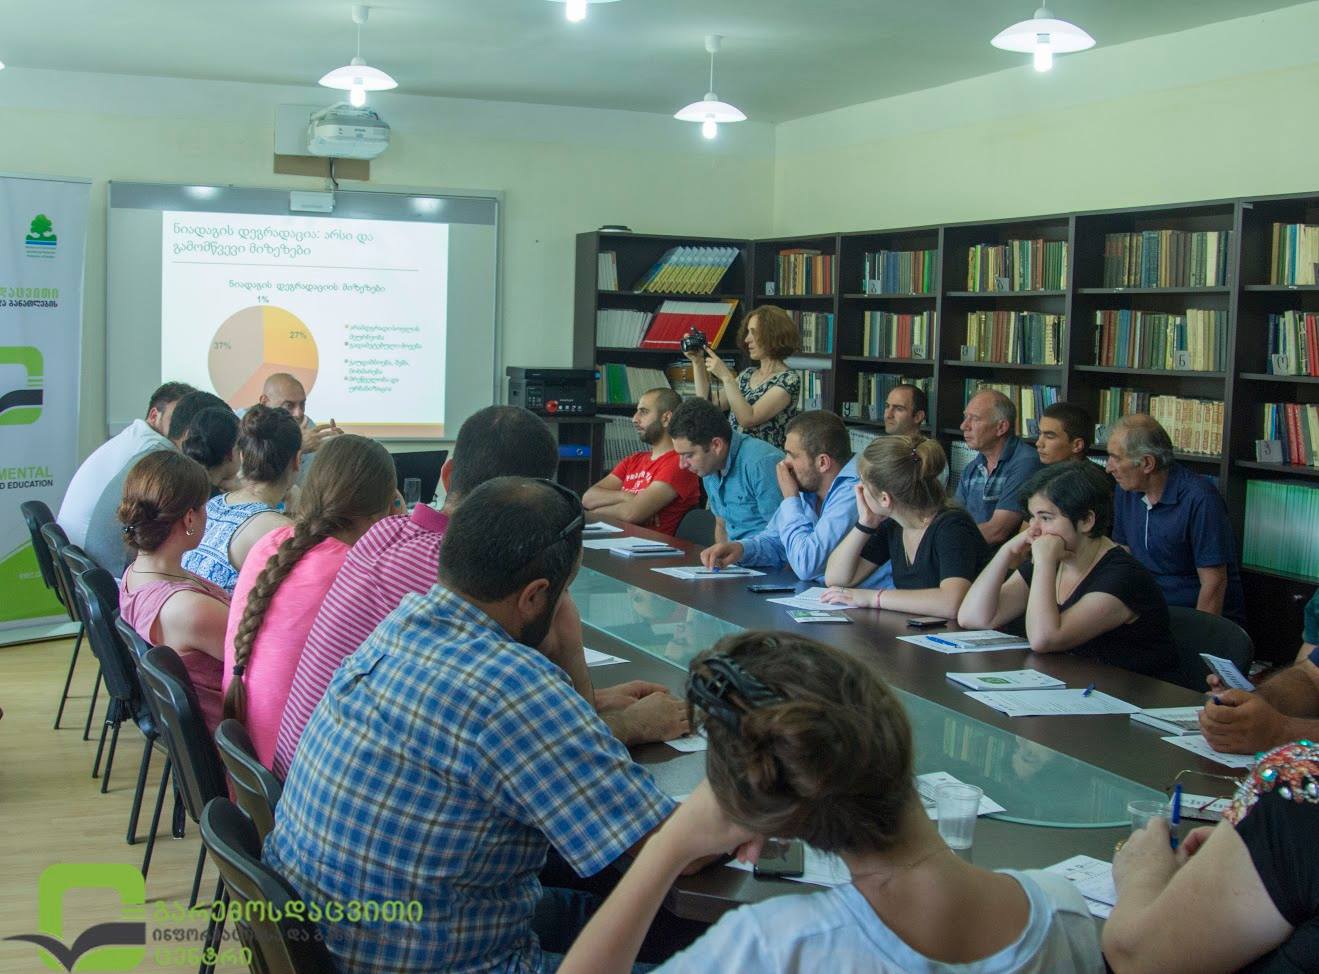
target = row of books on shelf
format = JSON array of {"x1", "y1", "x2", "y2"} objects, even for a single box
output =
[
  {"x1": 1243, "y1": 479, "x2": 1319, "y2": 579},
  {"x1": 597, "y1": 251, "x2": 620, "y2": 290},
  {"x1": 964, "y1": 380, "x2": 1059, "y2": 438},
  {"x1": 1101, "y1": 230, "x2": 1232, "y2": 289},
  {"x1": 862, "y1": 311, "x2": 931, "y2": 359},
  {"x1": 791, "y1": 310, "x2": 835, "y2": 354},
  {"x1": 1265, "y1": 311, "x2": 1319, "y2": 376},
  {"x1": 965, "y1": 239, "x2": 1068, "y2": 292},
  {"x1": 795, "y1": 369, "x2": 826, "y2": 411},
  {"x1": 1270, "y1": 223, "x2": 1319, "y2": 286},
  {"x1": 623, "y1": 246, "x2": 740, "y2": 294},
  {"x1": 1092, "y1": 308, "x2": 1227, "y2": 372},
  {"x1": 1095, "y1": 389, "x2": 1224, "y2": 457},
  {"x1": 775, "y1": 249, "x2": 836, "y2": 296},
  {"x1": 1260, "y1": 403, "x2": 1319, "y2": 467},
  {"x1": 863, "y1": 248, "x2": 937, "y2": 295},
  {"x1": 596, "y1": 364, "x2": 671, "y2": 405},
  {"x1": 596, "y1": 299, "x2": 738, "y2": 350},
  {"x1": 959, "y1": 311, "x2": 1063, "y2": 365},
  {"x1": 846, "y1": 374, "x2": 930, "y2": 421}
]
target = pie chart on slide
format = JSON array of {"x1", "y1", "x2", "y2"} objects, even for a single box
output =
[{"x1": 208, "y1": 306, "x2": 319, "y2": 407}]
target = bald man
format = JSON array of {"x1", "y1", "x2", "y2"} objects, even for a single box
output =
[{"x1": 256, "y1": 373, "x2": 341, "y2": 454}]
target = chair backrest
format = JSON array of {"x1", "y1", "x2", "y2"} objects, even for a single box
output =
[
  {"x1": 115, "y1": 614, "x2": 152, "y2": 661},
  {"x1": 39, "y1": 521, "x2": 80, "y2": 622},
  {"x1": 137, "y1": 645, "x2": 227, "y2": 825},
  {"x1": 200, "y1": 797, "x2": 338, "y2": 974},
  {"x1": 674, "y1": 507, "x2": 716, "y2": 547},
  {"x1": 19, "y1": 500, "x2": 63, "y2": 605},
  {"x1": 214, "y1": 719, "x2": 283, "y2": 842},
  {"x1": 1166, "y1": 606, "x2": 1255, "y2": 692},
  {"x1": 71, "y1": 566, "x2": 152, "y2": 731}
]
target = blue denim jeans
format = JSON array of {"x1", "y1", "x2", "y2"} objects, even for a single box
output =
[{"x1": 535, "y1": 887, "x2": 656, "y2": 973}]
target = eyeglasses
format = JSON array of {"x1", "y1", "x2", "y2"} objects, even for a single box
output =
[
  {"x1": 512, "y1": 478, "x2": 586, "y2": 570},
  {"x1": 687, "y1": 653, "x2": 785, "y2": 730}
]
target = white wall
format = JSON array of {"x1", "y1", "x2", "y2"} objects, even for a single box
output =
[
  {"x1": 0, "y1": 68, "x2": 775, "y2": 456},
  {"x1": 772, "y1": 2, "x2": 1319, "y2": 234}
]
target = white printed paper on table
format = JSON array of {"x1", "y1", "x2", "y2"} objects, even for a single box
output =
[
  {"x1": 1044, "y1": 855, "x2": 1116, "y2": 918},
  {"x1": 945, "y1": 670, "x2": 1065, "y2": 692},
  {"x1": 765, "y1": 587, "x2": 849, "y2": 611},
  {"x1": 898, "y1": 630, "x2": 1030, "y2": 653},
  {"x1": 915, "y1": 772, "x2": 1006, "y2": 818},
  {"x1": 652, "y1": 566, "x2": 766, "y2": 581},
  {"x1": 583, "y1": 536, "x2": 679, "y2": 552},
  {"x1": 1161, "y1": 734, "x2": 1258, "y2": 769},
  {"x1": 666, "y1": 732, "x2": 709, "y2": 753},
  {"x1": 965, "y1": 688, "x2": 1140, "y2": 717},
  {"x1": 581, "y1": 522, "x2": 625, "y2": 535},
  {"x1": 583, "y1": 647, "x2": 627, "y2": 667}
]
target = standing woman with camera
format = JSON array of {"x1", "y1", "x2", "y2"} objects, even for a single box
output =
[{"x1": 686, "y1": 305, "x2": 801, "y2": 451}]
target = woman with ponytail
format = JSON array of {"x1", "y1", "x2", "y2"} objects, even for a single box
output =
[
  {"x1": 178, "y1": 406, "x2": 241, "y2": 493},
  {"x1": 182, "y1": 405, "x2": 301, "y2": 592},
  {"x1": 223, "y1": 434, "x2": 399, "y2": 769},
  {"x1": 559, "y1": 632, "x2": 1102, "y2": 974},
  {"x1": 117, "y1": 451, "x2": 229, "y2": 732},
  {"x1": 821, "y1": 435, "x2": 989, "y2": 619}
]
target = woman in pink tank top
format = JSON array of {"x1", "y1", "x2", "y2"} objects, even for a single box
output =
[
  {"x1": 224, "y1": 435, "x2": 400, "y2": 772},
  {"x1": 116, "y1": 451, "x2": 230, "y2": 732}
]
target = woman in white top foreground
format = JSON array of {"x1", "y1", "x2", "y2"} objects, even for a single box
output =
[{"x1": 557, "y1": 631, "x2": 1103, "y2": 974}]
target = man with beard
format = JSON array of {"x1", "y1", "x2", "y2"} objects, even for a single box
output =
[
  {"x1": 583, "y1": 387, "x2": 700, "y2": 536},
  {"x1": 700, "y1": 410, "x2": 884, "y2": 584},
  {"x1": 263, "y1": 476, "x2": 681, "y2": 974}
]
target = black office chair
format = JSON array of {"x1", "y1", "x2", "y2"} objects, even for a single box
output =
[
  {"x1": 116, "y1": 615, "x2": 185, "y2": 865},
  {"x1": 214, "y1": 719, "x2": 283, "y2": 843},
  {"x1": 137, "y1": 645, "x2": 227, "y2": 906},
  {"x1": 40, "y1": 521, "x2": 102, "y2": 740},
  {"x1": 200, "y1": 797, "x2": 338, "y2": 974},
  {"x1": 23, "y1": 504, "x2": 87, "y2": 730},
  {"x1": 1166, "y1": 606, "x2": 1255, "y2": 692},
  {"x1": 674, "y1": 508, "x2": 716, "y2": 547}
]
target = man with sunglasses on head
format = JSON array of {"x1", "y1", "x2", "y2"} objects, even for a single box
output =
[{"x1": 263, "y1": 477, "x2": 685, "y2": 974}]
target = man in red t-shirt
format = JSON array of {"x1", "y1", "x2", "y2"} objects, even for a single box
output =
[{"x1": 583, "y1": 386, "x2": 701, "y2": 537}]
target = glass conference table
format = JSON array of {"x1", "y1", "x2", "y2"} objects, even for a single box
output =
[{"x1": 572, "y1": 566, "x2": 1164, "y2": 833}]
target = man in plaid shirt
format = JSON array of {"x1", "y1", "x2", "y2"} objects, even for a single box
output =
[{"x1": 263, "y1": 477, "x2": 677, "y2": 973}]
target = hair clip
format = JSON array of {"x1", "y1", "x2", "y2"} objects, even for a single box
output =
[
  {"x1": 231, "y1": 664, "x2": 246, "y2": 677},
  {"x1": 687, "y1": 653, "x2": 786, "y2": 731},
  {"x1": 121, "y1": 524, "x2": 135, "y2": 536}
]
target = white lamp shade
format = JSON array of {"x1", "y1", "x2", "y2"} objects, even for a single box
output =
[
  {"x1": 991, "y1": 13, "x2": 1094, "y2": 54},
  {"x1": 675, "y1": 94, "x2": 747, "y2": 124},
  {"x1": 319, "y1": 58, "x2": 397, "y2": 92}
]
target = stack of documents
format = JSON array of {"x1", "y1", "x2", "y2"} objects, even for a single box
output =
[
  {"x1": 1130, "y1": 706, "x2": 1202, "y2": 735},
  {"x1": 1160, "y1": 734, "x2": 1258, "y2": 769},
  {"x1": 582, "y1": 521, "x2": 624, "y2": 536},
  {"x1": 582, "y1": 536, "x2": 681, "y2": 557},
  {"x1": 765, "y1": 587, "x2": 847, "y2": 611},
  {"x1": 1045, "y1": 855, "x2": 1116, "y2": 918},
  {"x1": 966, "y1": 688, "x2": 1140, "y2": 717},
  {"x1": 946, "y1": 670, "x2": 1064, "y2": 692},
  {"x1": 652, "y1": 566, "x2": 765, "y2": 580},
  {"x1": 583, "y1": 647, "x2": 627, "y2": 667},
  {"x1": 898, "y1": 630, "x2": 1030, "y2": 653}
]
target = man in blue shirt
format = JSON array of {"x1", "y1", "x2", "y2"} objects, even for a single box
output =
[
  {"x1": 954, "y1": 388, "x2": 1043, "y2": 545},
  {"x1": 669, "y1": 397, "x2": 783, "y2": 542},
  {"x1": 1106, "y1": 413, "x2": 1245, "y2": 624},
  {"x1": 699, "y1": 410, "x2": 891, "y2": 586},
  {"x1": 263, "y1": 478, "x2": 679, "y2": 974}
]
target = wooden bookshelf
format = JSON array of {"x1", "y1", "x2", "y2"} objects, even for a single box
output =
[{"x1": 571, "y1": 192, "x2": 1319, "y2": 661}]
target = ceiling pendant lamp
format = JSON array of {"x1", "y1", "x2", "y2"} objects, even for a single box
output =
[
  {"x1": 545, "y1": 0, "x2": 623, "y2": 24},
  {"x1": 319, "y1": 4, "x2": 398, "y2": 107},
  {"x1": 990, "y1": 6, "x2": 1094, "y2": 72},
  {"x1": 674, "y1": 35, "x2": 746, "y2": 140}
]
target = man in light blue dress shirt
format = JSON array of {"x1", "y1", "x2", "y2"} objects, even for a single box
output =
[
  {"x1": 669, "y1": 397, "x2": 784, "y2": 542},
  {"x1": 699, "y1": 410, "x2": 892, "y2": 586}
]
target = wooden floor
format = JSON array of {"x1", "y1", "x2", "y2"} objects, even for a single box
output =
[{"x1": 0, "y1": 636, "x2": 246, "y2": 974}]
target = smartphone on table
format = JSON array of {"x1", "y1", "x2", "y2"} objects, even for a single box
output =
[
  {"x1": 747, "y1": 584, "x2": 797, "y2": 594},
  {"x1": 753, "y1": 839, "x2": 805, "y2": 879}
]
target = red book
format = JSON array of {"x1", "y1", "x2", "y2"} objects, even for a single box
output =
[{"x1": 639, "y1": 299, "x2": 738, "y2": 350}]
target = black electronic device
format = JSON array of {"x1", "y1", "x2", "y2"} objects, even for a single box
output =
[
  {"x1": 906, "y1": 616, "x2": 946, "y2": 628},
  {"x1": 390, "y1": 449, "x2": 448, "y2": 507},
  {"x1": 679, "y1": 327, "x2": 708, "y2": 354},
  {"x1": 753, "y1": 840, "x2": 805, "y2": 879},
  {"x1": 747, "y1": 584, "x2": 797, "y2": 594},
  {"x1": 506, "y1": 367, "x2": 598, "y2": 417}
]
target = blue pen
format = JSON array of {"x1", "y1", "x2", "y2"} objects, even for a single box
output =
[
  {"x1": 1170, "y1": 784, "x2": 1182, "y2": 850},
  {"x1": 926, "y1": 635, "x2": 959, "y2": 647},
  {"x1": 1212, "y1": 696, "x2": 1222, "y2": 705},
  {"x1": 1082, "y1": 683, "x2": 1096, "y2": 697}
]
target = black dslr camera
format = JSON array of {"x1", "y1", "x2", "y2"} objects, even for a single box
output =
[{"x1": 680, "y1": 327, "x2": 708, "y2": 354}]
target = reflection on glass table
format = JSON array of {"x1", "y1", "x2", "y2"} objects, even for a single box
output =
[{"x1": 572, "y1": 566, "x2": 1165, "y2": 829}]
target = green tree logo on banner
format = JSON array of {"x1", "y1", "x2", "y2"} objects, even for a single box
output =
[{"x1": 25, "y1": 213, "x2": 58, "y2": 258}]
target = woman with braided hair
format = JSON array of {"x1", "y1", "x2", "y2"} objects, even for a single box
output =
[
  {"x1": 559, "y1": 632, "x2": 1102, "y2": 974},
  {"x1": 821, "y1": 434, "x2": 989, "y2": 619},
  {"x1": 117, "y1": 451, "x2": 230, "y2": 732},
  {"x1": 223, "y1": 433, "x2": 399, "y2": 770}
]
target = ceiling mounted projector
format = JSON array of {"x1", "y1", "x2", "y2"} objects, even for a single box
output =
[{"x1": 306, "y1": 103, "x2": 391, "y2": 160}]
